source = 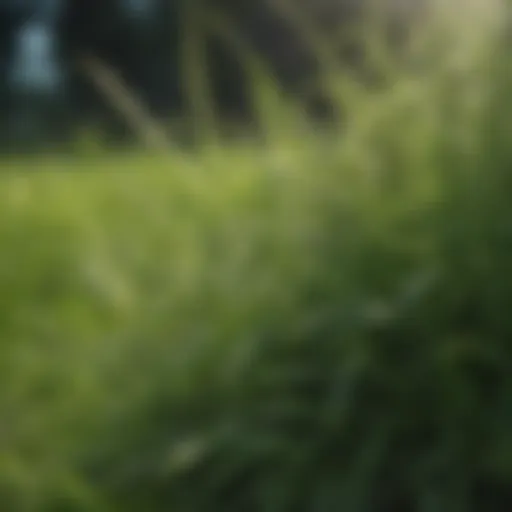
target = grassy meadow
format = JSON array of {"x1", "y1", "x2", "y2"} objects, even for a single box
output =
[{"x1": 1, "y1": 3, "x2": 512, "y2": 510}]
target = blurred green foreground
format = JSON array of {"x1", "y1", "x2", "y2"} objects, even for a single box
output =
[{"x1": 1, "y1": 7, "x2": 512, "y2": 512}]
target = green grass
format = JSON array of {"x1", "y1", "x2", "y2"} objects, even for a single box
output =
[{"x1": 1, "y1": 5, "x2": 512, "y2": 511}]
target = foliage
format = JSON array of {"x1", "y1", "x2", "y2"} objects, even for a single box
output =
[{"x1": 0, "y1": 4, "x2": 512, "y2": 511}]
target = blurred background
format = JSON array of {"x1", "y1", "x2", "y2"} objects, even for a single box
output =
[
  {"x1": 0, "y1": 0, "x2": 180, "y2": 152},
  {"x1": 0, "y1": 0, "x2": 422, "y2": 153},
  {"x1": 1, "y1": 1, "x2": 512, "y2": 511}
]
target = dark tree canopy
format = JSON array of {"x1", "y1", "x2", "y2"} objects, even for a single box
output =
[{"x1": 0, "y1": 0, "x2": 424, "y2": 150}]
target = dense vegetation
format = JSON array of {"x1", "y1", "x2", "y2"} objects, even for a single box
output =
[{"x1": 1, "y1": 4, "x2": 511, "y2": 511}]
